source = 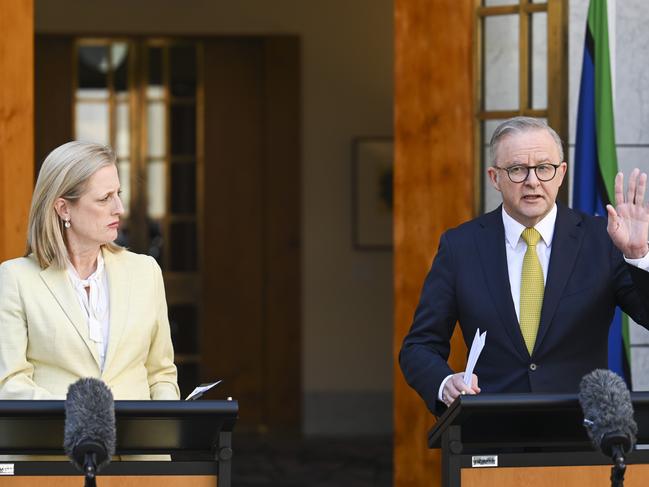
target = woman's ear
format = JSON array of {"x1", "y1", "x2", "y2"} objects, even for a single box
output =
[{"x1": 53, "y1": 198, "x2": 70, "y2": 220}]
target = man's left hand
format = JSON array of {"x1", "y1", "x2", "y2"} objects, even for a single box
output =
[{"x1": 606, "y1": 168, "x2": 649, "y2": 259}]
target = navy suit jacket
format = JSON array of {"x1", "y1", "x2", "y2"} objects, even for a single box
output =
[{"x1": 399, "y1": 203, "x2": 649, "y2": 415}]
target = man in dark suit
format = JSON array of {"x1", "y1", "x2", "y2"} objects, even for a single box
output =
[{"x1": 399, "y1": 116, "x2": 649, "y2": 416}]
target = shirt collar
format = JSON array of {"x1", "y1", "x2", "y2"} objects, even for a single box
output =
[
  {"x1": 501, "y1": 204, "x2": 557, "y2": 248},
  {"x1": 67, "y1": 252, "x2": 105, "y2": 285}
]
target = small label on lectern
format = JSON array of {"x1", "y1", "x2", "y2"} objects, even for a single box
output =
[
  {"x1": 0, "y1": 464, "x2": 14, "y2": 475},
  {"x1": 472, "y1": 455, "x2": 497, "y2": 468}
]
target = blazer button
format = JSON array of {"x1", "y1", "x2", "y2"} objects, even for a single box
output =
[{"x1": 529, "y1": 363, "x2": 537, "y2": 371}]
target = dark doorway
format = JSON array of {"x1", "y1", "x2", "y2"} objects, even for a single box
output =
[{"x1": 35, "y1": 34, "x2": 301, "y2": 432}]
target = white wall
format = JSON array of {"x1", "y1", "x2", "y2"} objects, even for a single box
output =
[{"x1": 36, "y1": 0, "x2": 394, "y2": 434}]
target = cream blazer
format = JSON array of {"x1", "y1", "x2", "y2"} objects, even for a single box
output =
[{"x1": 0, "y1": 248, "x2": 180, "y2": 400}]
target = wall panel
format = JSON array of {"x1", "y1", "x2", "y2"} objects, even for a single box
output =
[
  {"x1": 262, "y1": 36, "x2": 302, "y2": 430},
  {"x1": 202, "y1": 38, "x2": 301, "y2": 431},
  {"x1": 0, "y1": 0, "x2": 34, "y2": 262},
  {"x1": 394, "y1": 1, "x2": 474, "y2": 485}
]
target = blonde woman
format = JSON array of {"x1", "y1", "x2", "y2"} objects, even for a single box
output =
[{"x1": 0, "y1": 141, "x2": 179, "y2": 400}]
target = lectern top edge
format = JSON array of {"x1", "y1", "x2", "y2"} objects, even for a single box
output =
[
  {"x1": 428, "y1": 392, "x2": 649, "y2": 449},
  {"x1": 0, "y1": 399, "x2": 238, "y2": 417},
  {"x1": 429, "y1": 393, "x2": 581, "y2": 445},
  {"x1": 0, "y1": 399, "x2": 240, "y2": 454}
]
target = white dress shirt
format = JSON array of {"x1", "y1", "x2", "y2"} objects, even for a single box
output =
[
  {"x1": 438, "y1": 204, "x2": 649, "y2": 402},
  {"x1": 67, "y1": 253, "x2": 110, "y2": 370}
]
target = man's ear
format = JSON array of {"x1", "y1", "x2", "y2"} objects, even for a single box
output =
[
  {"x1": 53, "y1": 198, "x2": 70, "y2": 221},
  {"x1": 556, "y1": 162, "x2": 568, "y2": 186},
  {"x1": 486, "y1": 167, "x2": 501, "y2": 192}
]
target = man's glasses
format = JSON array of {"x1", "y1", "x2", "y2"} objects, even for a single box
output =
[{"x1": 494, "y1": 163, "x2": 561, "y2": 183}]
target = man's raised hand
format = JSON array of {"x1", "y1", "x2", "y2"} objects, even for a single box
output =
[{"x1": 606, "y1": 169, "x2": 649, "y2": 259}]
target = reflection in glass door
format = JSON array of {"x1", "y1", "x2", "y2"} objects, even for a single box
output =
[{"x1": 74, "y1": 39, "x2": 203, "y2": 397}]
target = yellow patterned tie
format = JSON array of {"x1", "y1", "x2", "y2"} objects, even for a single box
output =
[{"x1": 520, "y1": 227, "x2": 544, "y2": 355}]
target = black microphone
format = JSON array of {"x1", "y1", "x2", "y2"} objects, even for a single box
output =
[
  {"x1": 64, "y1": 378, "x2": 116, "y2": 486},
  {"x1": 578, "y1": 368, "x2": 637, "y2": 456},
  {"x1": 578, "y1": 369, "x2": 637, "y2": 487}
]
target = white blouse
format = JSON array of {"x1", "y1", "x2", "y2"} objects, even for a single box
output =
[{"x1": 67, "y1": 253, "x2": 110, "y2": 370}]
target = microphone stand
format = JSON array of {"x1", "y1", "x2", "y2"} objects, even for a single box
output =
[
  {"x1": 610, "y1": 445, "x2": 626, "y2": 487},
  {"x1": 601, "y1": 433, "x2": 631, "y2": 487},
  {"x1": 83, "y1": 452, "x2": 98, "y2": 487},
  {"x1": 72, "y1": 440, "x2": 108, "y2": 487}
]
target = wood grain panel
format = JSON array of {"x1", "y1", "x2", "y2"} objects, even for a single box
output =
[
  {"x1": 393, "y1": 1, "x2": 474, "y2": 486},
  {"x1": 262, "y1": 36, "x2": 301, "y2": 431},
  {"x1": 0, "y1": 476, "x2": 215, "y2": 487},
  {"x1": 0, "y1": 0, "x2": 34, "y2": 262},
  {"x1": 462, "y1": 464, "x2": 649, "y2": 487},
  {"x1": 203, "y1": 39, "x2": 265, "y2": 428}
]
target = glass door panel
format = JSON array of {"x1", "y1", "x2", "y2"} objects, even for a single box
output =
[{"x1": 73, "y1": 38, "x2": 203, "y2": 397}]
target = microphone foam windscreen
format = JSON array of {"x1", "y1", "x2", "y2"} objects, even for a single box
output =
[
  {"x1": 578, "y1": 368, "x2": 637, "y2": 452},
  {"x1": 63, "y1": 378, "x2": 116, "y2": 468}
]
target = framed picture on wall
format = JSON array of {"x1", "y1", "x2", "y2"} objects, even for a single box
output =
[{"x1": 352, "y1": 137, "x2": 394, "y2": 251}]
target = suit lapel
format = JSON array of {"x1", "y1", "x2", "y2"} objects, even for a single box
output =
[
  {"x1": 475, "y1": 207, "x2": 530, "y2": 361},
  {"x1": 102, "y1": 249, "x2": 132, "y2": 375},
  {"x1": 39, "y1": 264, "x2": 101, "y2": 367},
  {"x1": 533, "y1": 204, "x2": 584, "y2": 353}
]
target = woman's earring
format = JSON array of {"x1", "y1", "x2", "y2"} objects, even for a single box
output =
[{"x1": 64, "y1": 219, "x2": 71, "y2": 229}]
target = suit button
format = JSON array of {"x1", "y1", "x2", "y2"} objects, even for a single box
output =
[{"x1": 529, "y1": 363, "x2": 537, "y2": 371}]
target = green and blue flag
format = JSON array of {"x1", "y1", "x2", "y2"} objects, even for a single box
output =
[{"x1": 573, "y1": 0, "x2": 631, "y2": 384}]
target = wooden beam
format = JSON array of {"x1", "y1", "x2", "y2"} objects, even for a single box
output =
[
  {"x1": 0, "y1": 0, "x2": 34, "y2": 262},
  {"x1": 394, "y1": 0, "x2": 474, "y2": 486}
]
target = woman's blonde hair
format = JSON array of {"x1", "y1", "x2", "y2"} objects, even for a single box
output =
[{"x1": 27, "y1": 141, "x2": 122, "y2": 269}]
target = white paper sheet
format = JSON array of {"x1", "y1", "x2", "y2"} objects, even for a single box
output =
[
  {"x1": 463, "y1": 329, "x2": 486, "y2": 386},
  {"x1": 185, "y1": 380, "x2": 222, "y2": 400}
]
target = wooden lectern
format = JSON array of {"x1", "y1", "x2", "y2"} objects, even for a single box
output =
[
  {"x1": 0, "y1": 399, "x2": 238, "y2": 487},
  {"x1": 429, "y1": 393, "x2": 649, "y2": 487}
]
